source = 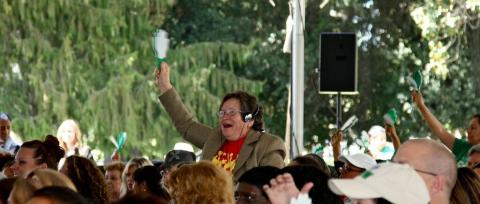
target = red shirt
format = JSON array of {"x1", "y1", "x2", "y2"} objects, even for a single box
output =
[{"x1": 212, "y1": 136, "x2": 247, "y2": 172}]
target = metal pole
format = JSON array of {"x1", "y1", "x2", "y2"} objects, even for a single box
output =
[{"x1": 336, "y1": 92, "x2": 342, "y2": 129}]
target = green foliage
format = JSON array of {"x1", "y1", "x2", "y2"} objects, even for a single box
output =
[
  {"x1": 0, "y1": 0, "x2": 262, "y2": 161},
  {"x1": 1, "y1": 0, "x2": 479, "y2": 162}
]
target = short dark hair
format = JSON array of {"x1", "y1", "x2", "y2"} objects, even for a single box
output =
[
  {"x1": 472, "y1": 114, "x2": 480, "y2": 124},
  {"x1": 238, "y1": 166, "x2": 281, "y2": 197},
  {"x1": 292, "y1": 154, "x2": 331, "y2": 176},
  {"x1": 133, "y1": 166, "x2": 169, "y2": 199},
  {"x1": 221, "y1": 91, "x2": 264, "y2": 131},
  {"x1": 0, "y1": 153, "x2": 14, "y2": 171},
  {"x1": 29, "y1": 186, "x2": 89, "y2": 204},
  {"x1": 282, "y1": 165, "x2": 342, "y2": 204}
]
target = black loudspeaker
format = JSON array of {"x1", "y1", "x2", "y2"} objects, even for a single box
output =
[{"x1": 318, "y1": 33, "x2": 358, "y2": 94}]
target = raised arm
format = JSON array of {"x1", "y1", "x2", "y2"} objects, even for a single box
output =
[
  {"x1": 385, "y1": 124, "x2": 401, "y2": 151},
  {"x1": 155, "y1": 62, "x2": 213, "y2": 148},
  {"x1": 331, "y1": 131, "x2": 342, "y2": 162},
  {"x1": 411, "y1": 90, "x2": 455, "y2": 149}
]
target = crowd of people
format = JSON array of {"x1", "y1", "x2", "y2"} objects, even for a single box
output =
[{"x1": 0, "y1": 62, "x2": 479, "y2": 204}]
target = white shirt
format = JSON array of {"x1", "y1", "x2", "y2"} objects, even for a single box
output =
[{"x1": 0, "y1": 136, "x2": 20, "y2": 154}]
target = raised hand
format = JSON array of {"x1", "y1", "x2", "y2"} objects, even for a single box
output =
[
  {"x1": 154, "y1": 62, "x2": 173, "y2": 94},
  {"x1": 263, "y1": 173, "x2": 313, "y2": 204},
  {"x1": 411, "y1": 90, "x2": 424, "y2": 107},
  {"x1": 332, "y1": 131, "x2": 343, "y2": 161}
]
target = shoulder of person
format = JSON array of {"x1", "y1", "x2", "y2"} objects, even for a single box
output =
[
  {"x1": 257, "y1": 131, "x2": 283, "y2": 142},
  {"x1": 255, "y1": 132, "x2": 285, "y2": 151}
]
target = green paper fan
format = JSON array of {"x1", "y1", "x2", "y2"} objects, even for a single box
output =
[
  {"x1": 383, "y1": 108, "x2": 398, "y2": 126},
  {"x1": 117, "y1": 132, "x2": 127, "y2": 151}
]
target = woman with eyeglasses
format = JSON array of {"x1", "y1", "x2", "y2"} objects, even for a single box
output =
[{"x1": 154, "y1": 62, "x2": 285, "y2": 182}]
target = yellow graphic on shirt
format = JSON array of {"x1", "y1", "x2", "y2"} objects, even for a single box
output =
[{"x1": 212, "y1": 150, "x2": 238, "y2": 172}]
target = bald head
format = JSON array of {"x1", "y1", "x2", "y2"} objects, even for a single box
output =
[{"x1": 394, "y1": 139, "x2": 457, "y2": 196}]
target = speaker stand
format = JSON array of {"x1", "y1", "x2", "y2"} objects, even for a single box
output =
[{"x1": 336, "y1": 92, "x2": 342, "y2": 129}]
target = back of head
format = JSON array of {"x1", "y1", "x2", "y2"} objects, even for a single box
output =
[
  {"x1": 0, "y1": 177, "x2": 17, "y2": 204},
  {"x1": 238, "y1": 166, "x2": 281, "y2": 195},
  {"x1": 112, "y1": 193, "x2": 169, "y2": 204},
  {"x1": 124, "y1": 157, "x2": 153, "y2": 171},
  {"x1": 64, "y1": 155, "x2": 109, "y2": 204},
  {"x1": 450, "y1": 167, "x2": 480, "y2": 204},
  {"x1": 133, "y1": 166, "x2": 168, "y2": 199},
  {"x1": 21, "y1": 135, "x2": 65, "y2": 169},
  {"x1": 28, "y1": 186, "x2": 89, "y2": 204},
  {"x1": 164, "y1": 161, "x2": 234, "y2": 204},
  {"x1": 291, "y1": 154, "x2": 331, "y2": 176},
  {"x1": 26, "y1": 168, "x2": 77, "y2": 191},
  {"x1": 394, "y1": 139, "x2": 457, "y2": 195},
  {"x1": 10, "y1": 178, "x2": 36, "y2": 204},
  {"x1": 282, "y1": 165, "x2": 342, "y2": 204}
]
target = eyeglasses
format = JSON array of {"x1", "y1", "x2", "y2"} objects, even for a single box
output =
[
  {"x1": 414, "y1": 168, "x2": 438, "y2": 177},
  {"x1": 391, "y1": 161, "x2": 437, "y2": 176},
  {"x1": 217, "y1": 109, "x2": 242, "y2": 118}
]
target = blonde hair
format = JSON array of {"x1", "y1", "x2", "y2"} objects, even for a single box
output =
[
  {"x1": 10, "y1": 169, "x2": 77, "y2": 204},
  {"x1": 120, "y1": 157, "x2": 153, "y2": 196},
  {"x1": 10, "y1": 178, "x2": 35, "y2": 204},
  {"x1": 164, "y1": 161, "x2": 234, "y2": 204},
  {"x1": 26, "y1": 169, "x2": 77, "y2": 191},
  {"x1": 106, "y1": 161, "x2": 126, "y2": 173},
  {"x1": 56, "y1": 119, "x2": 82, "y2": 151}
]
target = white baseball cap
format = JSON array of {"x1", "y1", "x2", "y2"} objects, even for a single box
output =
[
  {"x1": 368, "y1": 125, "x2": 385, "y2": 137},
  {"x1": 339, "y1": 153, "x2": 377, "y2": 170},
  {"x1": 329, "y1": 163, "x2": 430, "y2": 204},
  {"x1": 173, "y1": 142, "x2": 194, "y2": 153}
]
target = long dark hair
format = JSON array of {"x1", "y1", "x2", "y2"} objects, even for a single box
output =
[
  {"x1": 64, "y1": 156, "x2": 109, "y2": 204},
  {"x1": 21, "y1": 135, "x2": 65, "y2": 169}
]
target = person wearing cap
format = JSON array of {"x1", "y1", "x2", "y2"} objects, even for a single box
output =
[
  {"x1": 0, "y1": 113, "x2": 20, "y2": 155},
  {"x1": 393, "y1": 139, "x2": 457, "y2": 204},
  {"x1": 412, "y1": 91, "x2": 480, "y2": 166},
  {"x1": 367, "y1": 125, "x2": 400, "y2": 161},
  {"x1": 154, "y1": 62, "x2": 286, "y2": 182},
  {"x1": 338, "y1": 154, "x2": 377, "y2": 179},
  {"x1": 161, "y1": 149, "x2": 196, "y2": 177},
  {"x1": 332, "y1": 131, "x2": 377, "y2": 179},
  {"x1": 328, "y1": 162, "x2": 430, "y2": 204}
]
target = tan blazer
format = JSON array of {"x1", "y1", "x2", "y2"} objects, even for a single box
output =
[{"x1": 159, "y1": 88, "x2": 286, "y2": 181}]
